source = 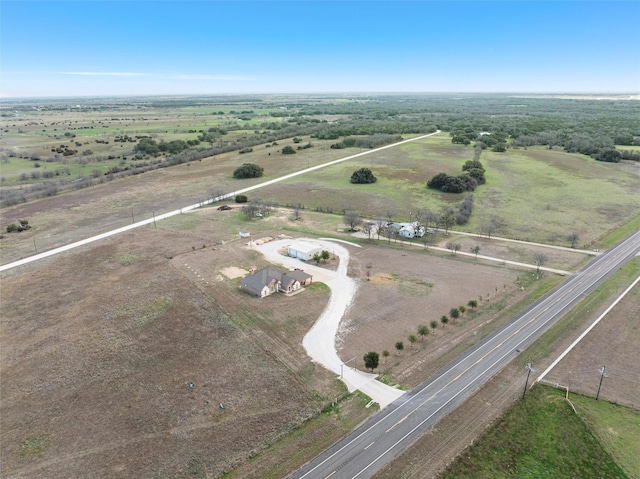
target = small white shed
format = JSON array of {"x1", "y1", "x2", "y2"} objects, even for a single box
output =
[{"x1": 287, "y1": 242, "x2": 323, "y2": 261}]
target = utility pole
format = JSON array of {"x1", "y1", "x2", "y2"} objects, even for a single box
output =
[
  {"x1": 523, "y1": 363, "x2": 534, "y2": 399},
  {"x1": 596, "y1": 365, "x2": 607, "y2": 400}
]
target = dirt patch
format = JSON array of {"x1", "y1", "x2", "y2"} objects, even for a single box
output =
[
  {"x1": 543, "y1": 280, "x2": 640, "y2": 410},
  {"x1": 337, "y1": 243, "x2": 528, "y2": 387},
  {"x1": 220, "y1": 266, "x2": 249, "y2": 279}
]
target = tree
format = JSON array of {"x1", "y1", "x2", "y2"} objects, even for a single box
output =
[
  {"x1": 430, "y1": 320, "x2": 438, "y2": 332},
  {"x1": 363, "y1": 351, "x2": 379, "y2": 372},
  {"x1": 282, "y1": 145, "x2": 296, "y2": 155},
  {"x1": 395, "y1": 341, "x2": 404, "y2": 354},
  {"x1": 471, "y1": 245, "x2": 481, "y2": 258},
  {"x1": 467, "y1": 299, "x2": 478, "y2": 309},
  {"x1": 440, "y1": 315, "x2": 449, "y2": 327},
  {"x1": 233, "y1": 163, "x2": 263, "y2": 179},
  {"x1": 417, "y1": 324, "x2": 429, "y2": 340},
  {"x1": 350, "y1": 167, "x2": 377, "y2": 184},
  {"x1": 440, "y1": 209, "x2": 455, "y2": 235},
  {"x1": 567, "y1": 232, "x2": 579, "y2": 248},
  {"x1": 242, "y1": 201, "x2": 260, "y2": 220},
  {"x1": 382, "y1": 349, "x2": 390, "y2": 362},
  {"x1": 450, "y1": 308, "x2": 460, "y2": 321},
  {"x1": 343, "y1": 211, "x2": 362, "y2": 232},
  {"x1": 408, "y1": 334, "x2": 417, "y2": 349},
  {"x1": 363, "y1": 221, "x2": 374, "y2": 240},
  {"x1": 458, "y1": 305, "x2": 466, "y2": 315},
  {"x1": 480, "y1": 221, "x2": 496, "y2": 239},
  {"x1": 533, "y1": 252, "x2": 549, "y2": 275},
  {"x1": 320, "y1": 250, "x2": 330, "y2": 262}
]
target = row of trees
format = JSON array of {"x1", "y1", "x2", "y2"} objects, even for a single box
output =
[{"x1": 362, "y1": 300, "x2": 480, "y2": 372}]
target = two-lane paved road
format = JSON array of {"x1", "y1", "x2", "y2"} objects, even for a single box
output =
[{"x1": 286, "y1": 228, "x2": 640, "y2": 479}]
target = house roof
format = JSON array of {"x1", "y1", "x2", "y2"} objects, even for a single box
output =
[
  {"x1": 286, "y1": 270, "x2": 312, "y2": 282},
  {"x1": 241, "y1": 266, "x2": 282, "y2": 295}
]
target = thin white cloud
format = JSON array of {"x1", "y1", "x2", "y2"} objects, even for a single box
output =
[
  {"x1": 57, "y1": 71, "x2": 258, "y2": 81},
  {"x1": 172, "y1": 74, "x2": 259, "y2": 81},
  {"x1": 61, "y1": 71, "x2": 150, "y2": 77}
]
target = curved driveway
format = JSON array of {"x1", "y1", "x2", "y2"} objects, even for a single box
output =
[{"x1": 254, "y1": 238, "x2": 405, "y2": 408}]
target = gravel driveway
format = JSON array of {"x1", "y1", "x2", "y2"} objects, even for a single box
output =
[{"x1": 254, "y1": 238, "x2": 405, "y2": 408}]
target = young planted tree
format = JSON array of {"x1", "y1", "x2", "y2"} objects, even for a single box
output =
[
  {"x1": 533, "y1": 252, "x2": 549, "y2": 275},
  {"x1": 382, "y1": 349, "x2": 390, "y2": 362},
  {"x1": 467, "y1": 299, "x2": 478, "y2": 309},
  {"x1": 417, "y1": 324, "x2": 429, "y2": 341},
  {"x1": 450, "y1": 308, "x2": 460, "y2": 321},
  {"x1": 458, "y1": 305, "x2": 466, "y2": 315},
  {"x1": 395, "y1": 341, "x2": 404, "y2": 355},
  {"x1": 363, "y1": 351, "x2": 380, "y2": 372},
  {"x1": 408, "y1": 334, "x2": 417, "y2": 349},
  {"x1": 430, "y1": 320, "x2": 438, "y2": 332},
  {"x1": 471, "y1": 245, "x2": 481, "y2": 258},
  {"x1": 320, "y1": 250, "x2": 330, "y2": 262},
  {"x1": 440, "y1": 315, "x2": 449, "y2": 327}
]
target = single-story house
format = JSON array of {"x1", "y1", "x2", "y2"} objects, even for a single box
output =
[
  {"x1": 241, "y1": 266, "x2": 313, "y2": 298},
  {"x1": 287, "y1": 241, "x2": 323, "y2": 261},
  {"x1": 398, "y1": 223, "x2": 425, "y2": 239}
]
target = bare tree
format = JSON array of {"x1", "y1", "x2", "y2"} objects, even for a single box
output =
[
  {"x1": 375, "y1": 217, "x2": 386, "y2": 241},
  {"x1": 567, "y1": 232, "x2": 579, "y2": 248},
  {"x1": 481, "y1": 221, "x2": 496, "y2": 239},
  {"x1": 208, "y1": 187, "x2": 228, "y2": 202},
  {"x1": 362, "y1": 221, "x2": 373, "y2": 240},
  {"x1": 421, "y1": 234, "x2": 432, "y2": 250},
  {"x1": 471, "y1": 245, "x2": 481, "y2": 258},
  {"x1": 439, "y1": 208, "x2": 455, "y2": 235},
  {"x1": 446, "y1": 241, "x2": 461, "y2": 254},
  {"x1": 292, "y1": 203, "x2": 302, "y2": 221},
  {"x1": 343, "y1": 211, "x2": 362, "y2": 232},
  {"x1": 533, "y1": 252, "x2": 549, "y2": 274}
]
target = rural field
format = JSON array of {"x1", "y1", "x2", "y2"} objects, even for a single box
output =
[{"x1": 1, "y1": 94, "x2": 640, "y2": 478}]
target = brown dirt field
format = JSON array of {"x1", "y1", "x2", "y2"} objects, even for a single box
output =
[
  {"x1": 0, "y1": 227, "x2": 336, "y2": 478},
  {"x1": 543, "y1": 279, "x2": 640, "y2": 409},
  {"x1": 335, "y1": 243, "x2": 544, "y2": 388}
]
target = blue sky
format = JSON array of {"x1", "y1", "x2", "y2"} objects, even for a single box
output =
[{"x1": 2, "y1": 1, "x2": 639, "y2": 97}]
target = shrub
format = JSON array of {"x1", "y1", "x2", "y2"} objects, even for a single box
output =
[
  {"x1": 235, "y1": 195, "x2": 248, "y2": 203},
  {"x1": 233, "y1": 163, "x2": 263, "y2": 179},
  {"x1": 350, "y1": 167, "x2": 377, "y2": 184},
  {"x1": 282, "y1": 145, "x2": 296, "y2": 155}
]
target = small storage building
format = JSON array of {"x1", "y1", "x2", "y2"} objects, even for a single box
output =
[{"x1": 287, "y1": 242, "x2": 323, "y2": 261}]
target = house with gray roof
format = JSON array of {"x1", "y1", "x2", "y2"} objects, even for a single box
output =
[{"x1": 241, "y1": 266, "x2": 313, "y2": 298}]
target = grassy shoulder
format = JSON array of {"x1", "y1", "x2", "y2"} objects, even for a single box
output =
[
  {"x1": 439, "y1": 385, "x2": 627, "y2": 479},
  {"x1": 222, "y1": 389, "x2": 376, "y2": 479},
  {"x1": 571, "y1": 393, "x2": 640, "y2": 478}
]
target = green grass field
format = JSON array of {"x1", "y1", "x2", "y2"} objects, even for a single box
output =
[{"x1": 440, "y1": 385, "x2": 628, "y2": 479}]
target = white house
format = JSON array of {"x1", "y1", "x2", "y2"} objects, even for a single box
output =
[
  {"x1": 287, "y1": 241, "x2": 323, "y2": 261},
  {"x1": 397, "y1": 222, "x2": 425, "y2": 239}
]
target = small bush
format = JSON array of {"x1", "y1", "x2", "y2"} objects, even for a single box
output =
[{"x1": 235, "y1": 195, "x2": 248, "y2": 203}]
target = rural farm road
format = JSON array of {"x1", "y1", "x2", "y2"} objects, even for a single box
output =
[
  {"x1": 0, "y1": 131, "x2": 440, "y2": 272},
  {"x1": 285, "y1": 228, "x2": 640, "y2": 479},
  {"x1": 254, "y1": 238, "x2": 406, "y2": 409}
]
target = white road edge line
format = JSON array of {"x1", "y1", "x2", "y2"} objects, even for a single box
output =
[{"x1": 536, "y1": 274, "x2": 640, "y2": 383}]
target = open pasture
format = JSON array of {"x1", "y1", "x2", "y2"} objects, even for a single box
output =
[{"x1": 0, "y1": 226, "x2": 337, "y2": 479}]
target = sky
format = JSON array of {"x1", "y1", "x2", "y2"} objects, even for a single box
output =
[{"x1": 1, "y1": 1, "x2": 639, "y2": 98}]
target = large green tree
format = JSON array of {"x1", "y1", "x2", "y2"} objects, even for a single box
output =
[
  {"x1": 350, "y1": 168, "x2": 377, "y2": 184},
  {"x1": 233, "y1": 163, "x2": 264, "y2": 179},
  {"x1": 363, "y1": 351, "x2": 379, "y2": 372}
]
